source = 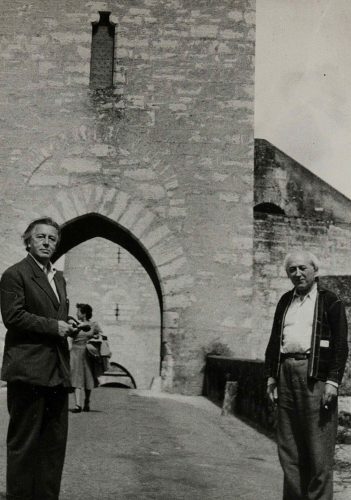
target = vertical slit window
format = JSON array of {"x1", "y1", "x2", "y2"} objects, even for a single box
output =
[{"x1": 90, "y1": 11, "x2": 115, "y2": 89}]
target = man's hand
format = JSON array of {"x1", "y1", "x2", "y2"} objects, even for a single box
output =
[
  {"x1": 321, "y1": 383, "x2": 338, "y2": 410},
  {"x1": 267, "y1": 381, "x2": 278, "y2": 404},
  {"x1": 67, "y1": 316, "x2": 79, "y2": 327},
  {"x1": 58, "y1": 320, "x2": 76, "y2": 338}
]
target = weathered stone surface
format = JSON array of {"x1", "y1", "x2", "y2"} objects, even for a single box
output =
[
  {"x1": 60, "y1": 158, "x2": 100, "y2": 173},
  {"x1": 142, "y1": 226, "x2": 172, "y2": 249},
  {"x1": 29, "y1": 174, "x2": 70, "y2": 186},
  {"x1": 158, "y1": 256, "x2": 187, "y2": 279}
]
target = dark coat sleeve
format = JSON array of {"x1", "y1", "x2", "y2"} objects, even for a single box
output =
[
  {"x1": 264, "y1": 291, "x2": 293, "y2": 380},
  {"x1": 0, "y1": 267, "x2": 59, "y2": 336},
  {"x1": 264, "y1": 297, "x2": 283, "y2": 379},
  {"x1": 326, "y1": 297, "x2": 349, "y2": 384}
]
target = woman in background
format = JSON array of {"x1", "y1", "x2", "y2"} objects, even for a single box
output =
[{"x1": 70, "y1": 303, "x2": 102, "y2": 413}]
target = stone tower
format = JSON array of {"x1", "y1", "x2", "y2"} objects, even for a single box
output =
[{"x1": 0, "y1": 0, "x2": 256, "y2": 393}]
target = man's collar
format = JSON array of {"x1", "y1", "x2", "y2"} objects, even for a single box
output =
[
  {"x1": 28, "y1": 253, "x2": 56, "y2": 274},
  {"x1": 293, "y1": 282, "x2": 317, "y2": 300}
]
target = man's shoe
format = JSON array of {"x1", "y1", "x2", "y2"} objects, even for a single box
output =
[
  {"x1": 72, "y1": 405, "x2": 82, "y2": 413},
  {"x1": 83, "y1": 403, "x2": 90, "y2": 412}
]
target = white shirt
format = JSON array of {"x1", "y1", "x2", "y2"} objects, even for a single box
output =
[
  {"x1": 29, "y1": 253, "x2": 60, "y2": 303},
  {"x1": 281, "y1": 284, "x2": 317, "y2": 353}
]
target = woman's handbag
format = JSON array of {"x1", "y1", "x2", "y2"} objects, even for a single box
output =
[{"x1": 86, "y1": 338, "x2": 102, "y2": 359}]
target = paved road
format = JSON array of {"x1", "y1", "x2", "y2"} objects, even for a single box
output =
[{"x1": 0, "y1": 387, "x2": 349, "y2": 499}]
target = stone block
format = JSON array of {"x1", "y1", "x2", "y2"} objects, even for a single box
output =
[
  {"x1": 151, "y1": 244, "x2": 184, "y2": 267},
  {"x1": 29, "y1": 174, "x2": 70, "y2": 186},
  {"x1": 118, "y1": 202, "x2": 144, "y2": 228},
  {"x1": 124, "y1": 168, "x2": 156, "y2": 181},
  {"x1": 129, "y1": 8, "x2": 151, "y2": 16},
  {"x1": 159, "y1": 256, "x2": 187, "y2": 279},
  {"x1": 164, "y1": 292, "x2": 193, "y2": 309},
  {"x1": 70, "y1": 188, "x2": 89, "y2": 216},
  {"x1": 220, "y1": 30, "x2": 243, "y2": 40},
  {"x1": 128, "y1": 210, "x2": 153, "y2": 237},
  {"x1": 219, "y1": 192, "x2": 240, "y2": 203},
  {"x1": 89, "y1": 144, "x2": 116, "y2": 157},
  {"x1": 214, "y1": 252, "x2": 236, "y2": 265},
  {"x1": 54, "y1": 191, "x2": 79, "y2": 222},
  {"x1": 153, "y1": 39, "x2": 178, "y2": 50},
  {"x1": 137, "y1": 183, "x2": 166, "y2": 201},
  {"x1": 190, "y1": 25, "x2": 218, "y2": 39},
  {"x1": 163, "y1": 311, "x2": 180, "y2": 329},
  {"x1": 227, "y1": 11, "x2": 244, "y2": 22},
  {"x1": 60, "y1": 158, "x2": 100, "y2": 173},
  {"x1": 107, "y1": 192, "x2": 130, "y2": 222},
  {"x1": 163, "y1": 275, "x2": 194, "y2": 295},
  {"x1": 169, "y1": 207, "x2": 187, "y2": 218},
  {"x1": 143, "y1": 225, "x2": 171, "y2": 249}
]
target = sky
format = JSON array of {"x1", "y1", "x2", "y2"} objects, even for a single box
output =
[{"x1": 255, "y1": 0, "x2": 351, "y2": 198}]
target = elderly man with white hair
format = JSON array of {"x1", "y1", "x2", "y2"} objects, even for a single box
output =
[{"x1": 265, "y1": 250, "x2": 348, "y2": 500}]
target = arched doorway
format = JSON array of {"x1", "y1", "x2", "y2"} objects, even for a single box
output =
[{"x1": 53, "y1": 213, "x2": 163, "y2": 389}]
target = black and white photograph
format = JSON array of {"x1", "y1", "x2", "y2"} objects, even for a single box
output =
[{"x1": 0, "y1": 1, "x2": 350, "y2": 499}]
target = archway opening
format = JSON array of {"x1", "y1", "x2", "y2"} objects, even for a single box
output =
[
  {"x1": 54, "y1": 213, "x2": 162, "y2": 311},
  {"x1": 254, "y1": 202, "x2": 285, "y2": 216},
  {"x1": 99, "y1": 362, "x2": 137, "y2": 389},
  {"x1": 53, "y1": 213, "x2": 163, "y2": 389}
]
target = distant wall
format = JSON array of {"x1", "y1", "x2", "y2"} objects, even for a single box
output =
[{"x1": 255, "y1": 139, "x2": 351, "y2": 224}]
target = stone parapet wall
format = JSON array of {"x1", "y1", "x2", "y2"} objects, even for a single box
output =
[
  {"x1": 203, "y1": 356, "x2": 275, "y2": 434},
  {"x1": 204, "y1": 356, "x2": 351, "y2": 440}
]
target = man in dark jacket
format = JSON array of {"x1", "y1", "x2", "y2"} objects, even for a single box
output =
[
  {"x1": 265, "y1": 250, "x2": 348, "y2": 500},
  {"x1": 0, "y1": 217, "x2": 76, "y2": 500}
]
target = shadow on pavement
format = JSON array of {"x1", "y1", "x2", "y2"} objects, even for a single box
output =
[{"x1": 69, "y1": 409, "x2": 104, "y2": 414}]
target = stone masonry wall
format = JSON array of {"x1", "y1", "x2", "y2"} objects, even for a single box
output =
[
  {"x1": 0, "y1": 0, "x2": 256, "y2": 393},
  {"x1": 255, "y1": 139, "x2": 351, "y2": 224}
]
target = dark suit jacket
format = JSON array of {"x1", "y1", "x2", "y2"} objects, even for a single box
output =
[{"x1": 0, "y1": 255, "x2": 70, "y2": 386}]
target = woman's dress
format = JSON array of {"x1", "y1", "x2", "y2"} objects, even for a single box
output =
[{"x1": 70, "y1": 321, "x2": 102, "y2": 390}]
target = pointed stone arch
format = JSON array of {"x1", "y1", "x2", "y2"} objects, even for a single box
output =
[
  {"x1": 54, "y1": 213, "x2": 163, "y2": 313},
  {"x1": 41, "y1": 183, "x2": 193, "y2": 390}
]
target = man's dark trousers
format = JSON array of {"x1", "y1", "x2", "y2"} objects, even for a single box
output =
[
  {"x1": 277, "y1": 358, "x2": 337, "y2": 500},
  {"x1": 6, "y1": 382, "x2": 68, "y2": 500}
]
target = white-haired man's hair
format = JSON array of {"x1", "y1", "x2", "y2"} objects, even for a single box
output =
[{"x1": 284, "y1": 250, "x2": 320, "y2": 274}]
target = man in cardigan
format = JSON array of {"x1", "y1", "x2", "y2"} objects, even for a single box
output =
[
  {"x1": 0, "y1": 217, "x2": 76, "y2": 500},
  {"x1": 265, "y1": 250, "x2": 348, "y2": 500}
]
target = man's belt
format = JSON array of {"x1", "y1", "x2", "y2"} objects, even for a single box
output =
[{"x1": 281, "y1": 352, "x2": 310, "y2": 361}]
